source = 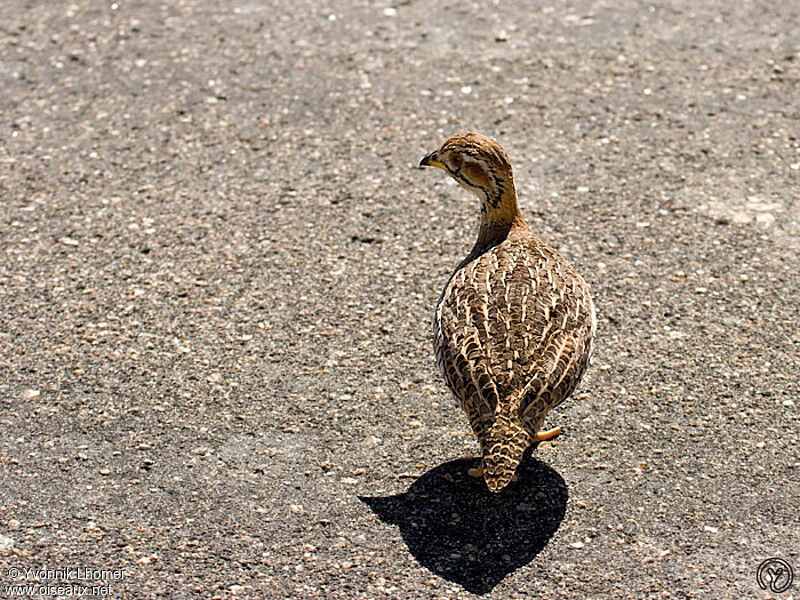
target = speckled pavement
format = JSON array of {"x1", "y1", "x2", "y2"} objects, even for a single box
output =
[{"x1": 1, "y1": 1, "x2": 798, "y2": 598}]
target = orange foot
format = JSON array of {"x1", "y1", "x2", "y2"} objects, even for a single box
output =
[{"x1": 535, "y1": 427, "x2": 563, "y2": 442}]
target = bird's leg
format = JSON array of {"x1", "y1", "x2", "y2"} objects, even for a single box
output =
[{"x1": 534, "y1": 427, "x2": 563, "y2": 442}]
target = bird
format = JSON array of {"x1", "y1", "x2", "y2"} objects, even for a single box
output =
[{"x1": 420, "y1": 132, "x2": 596, "y2": 493}]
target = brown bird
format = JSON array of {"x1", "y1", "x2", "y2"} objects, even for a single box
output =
[{"x1": 420, "y1": 132, "x2": 596, "y2": 492}]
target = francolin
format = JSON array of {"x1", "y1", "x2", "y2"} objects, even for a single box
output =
[{"x1": 420, "y1": 132, "x2": 595, "y2": 492}]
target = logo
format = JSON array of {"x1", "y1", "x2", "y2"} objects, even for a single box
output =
[{"x1": 757, "y1": 558, "x2": 794, "y2": 594}]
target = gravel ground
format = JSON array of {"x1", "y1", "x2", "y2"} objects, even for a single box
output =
[{"x1": 1, "y1": 1, "x2": 798, "y2": 598}]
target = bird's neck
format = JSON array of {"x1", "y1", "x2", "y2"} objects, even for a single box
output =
[{"x1": 474, "y1": 179, "x2": 526, "y2": 251}]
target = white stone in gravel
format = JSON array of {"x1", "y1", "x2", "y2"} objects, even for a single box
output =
[
  {"x1": 0, "y1": 534, "x2": 13, "y2": 550},
  {"x1": 755, "y1": 213, "x2": 775, "y2": 224},
  {"x1": 85, "y1": 521, "x2": 101, "y2": 532},
  {"x1": 731, "y1": 211, "x2": 751, "y2": 224},
  {"x1": 22, "y1": 389, "x2": 40, "y2": 400}
]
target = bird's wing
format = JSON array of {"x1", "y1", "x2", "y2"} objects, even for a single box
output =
[
  {"x1": 435, "y1": 253, "x2": 503, "y2": 442},
  {"x1": 507, "y1": 244, "x2": 595, "y2": 424}
]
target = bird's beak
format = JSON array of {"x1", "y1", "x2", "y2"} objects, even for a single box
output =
[{"x1": 419, "y1": 151, "x2": 447, "y2": 171}]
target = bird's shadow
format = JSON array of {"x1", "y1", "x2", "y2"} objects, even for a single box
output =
[{"x1": 360, "y1": 455, "x2": 567, "y2": 595}]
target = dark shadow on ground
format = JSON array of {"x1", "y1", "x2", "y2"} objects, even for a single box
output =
[{"x1": 360, "y1": 455, "x2": 567, "y2": 595}]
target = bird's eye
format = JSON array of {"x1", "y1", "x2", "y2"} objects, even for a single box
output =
[{"x1": 449, "y1": 154, "x2": 463, "y2": 170}]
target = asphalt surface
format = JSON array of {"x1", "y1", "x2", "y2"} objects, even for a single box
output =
[{"x1": 1, "y1": 1, "x2": 799, "y2": 598}]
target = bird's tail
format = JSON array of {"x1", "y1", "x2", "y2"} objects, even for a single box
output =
[{"x1": 482, "y1": 415, "x2": 531, "y2": 493}]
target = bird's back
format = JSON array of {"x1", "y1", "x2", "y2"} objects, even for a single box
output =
[{"x1": 434, "y1": 225, "x2": 595, "y2": 447}]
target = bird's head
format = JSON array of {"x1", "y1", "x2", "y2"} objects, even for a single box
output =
[{"x1": 420, "y1": 132, "x2": 522, "y2": 227}]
